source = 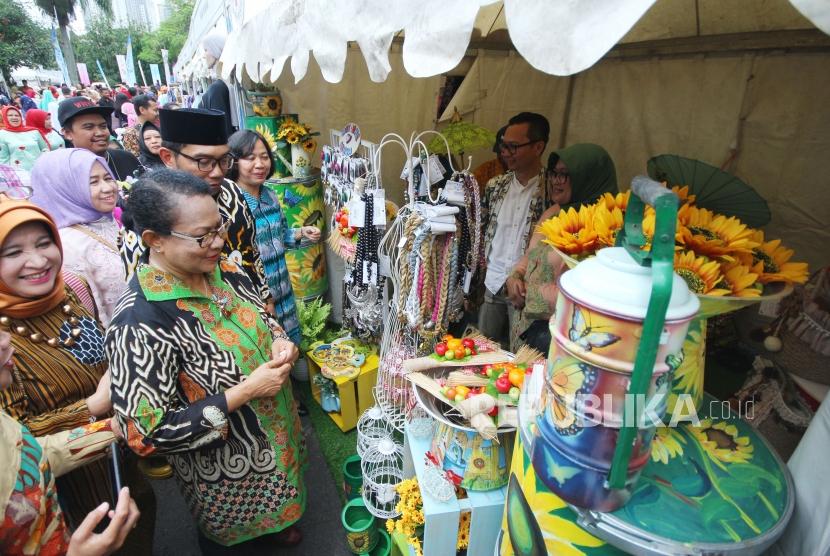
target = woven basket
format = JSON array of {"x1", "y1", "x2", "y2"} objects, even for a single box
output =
[{"x1": 775, "y1": 326, "x2": 830, "y2": 385}]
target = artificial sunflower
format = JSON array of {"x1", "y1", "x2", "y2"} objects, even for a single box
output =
[
  {"x1": 674, "y1": 250, "x2": 729, "y2": 295},
  {"x1": 692, "y1": 418, "x2": 754, "y2": 466},
  {"x1": 650, "y1": 426, "x2": 686, "y2": 464},
  {"x1": 670, "y1": 184, "x2": 696, "y2": 205},
  {"x1": 717, "y1": 263, "x2": 762, "y2": 298},
  {"x1": 302, "y1": 138, "x2": 317, "y2": 153},
  {"x1": 537, "y1": 205, "x2": 599, "y2": 257},
  {"x1": 745, "y1": 231, "x2": 809, "y2": 285},
  {"x1": 593, "y1": 204, "x2": 624, "y2": 247},
  {"x1": 285, "y1": 131, "x2": 299, "y2": 144},
  {"x1": 678, "y1": 205, "x2": 758, "y2": 259},
  {"x1": 598, "y1": 190, "x2": 630, "y2": 212}
]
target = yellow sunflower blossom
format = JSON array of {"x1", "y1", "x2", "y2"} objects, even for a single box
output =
[
  {"x1": 593, "y1": 204, "x2": 624, "y2": 247},
  {"x1": 598, "y1": 190, "x2": 630, "y2": 212},
  {"x1": 302, "y1": 138, "x2": 317, "y2": 153},
  {"x1": 650, "y1": 426, "x2": 686, "y2": 464},
  {"x1": 285, "y1": 132, "x2": 300, "y2": 144},
  {"x1": 745, "y1": 230, "x2": 809, "y2": 285},
  {"x1": 670, "y1": 185, "x2": 696, "y2": 206},
  {"x1": 677, "y1": 205, "x2": 758, "y2": 259},
  {"x1": 674, "y1": 250, "x2": 729, "y2": 295},
  {"x1": 537, "y1": 205, "x2": 599, "y2": 257},
  {"x1": 717, "y1": 263, "x2": 762, "y2": 298},
  {"x1": 692, "y1": 418, "x2": 754, "y2": 466}
]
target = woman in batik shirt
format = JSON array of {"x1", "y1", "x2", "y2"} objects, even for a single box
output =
[{"x1": 106, "y1": 170, "x2": 306, "y2": 553}]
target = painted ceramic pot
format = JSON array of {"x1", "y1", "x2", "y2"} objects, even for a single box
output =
[
  {"x1": 431, "y1": 422, "x2": 514, "y2": 491},
  {"x1": 544, "y1": 339, "x2": 674, "y2": 427},
  {"x1": 531, "y1": 417, "x2": 646, "y2": 512},
  {"x1": 341, "y1": 498, "x2": 379, "y2": 554},
  {"x1": 342, "y1": 454, "x2": 363, "y2": 500},
  {"x1": 552, "y1": 248, "x2": 699, "y2": 374}
]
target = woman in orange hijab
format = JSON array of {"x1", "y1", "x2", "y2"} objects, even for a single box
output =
[{"x1": 0, "y1": 194, "x2": 155, "y2": 553}]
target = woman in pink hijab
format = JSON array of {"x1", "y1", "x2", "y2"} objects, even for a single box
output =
[{"x1": 30, "y1": 148, "x2": 126, "y2": 327}]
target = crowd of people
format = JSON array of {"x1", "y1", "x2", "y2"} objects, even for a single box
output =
[
  {"x1": 0, "y1": 70, "x2": 616, "y2": 555},
  {"x1": 0, "y1": 82, "x2": 321, "y2": 554}
]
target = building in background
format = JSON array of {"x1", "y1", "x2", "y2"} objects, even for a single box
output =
[{"x1": 84, "y1": 0, "x2": 171, "y2": 31}]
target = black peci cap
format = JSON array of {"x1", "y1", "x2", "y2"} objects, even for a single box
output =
[{"x1": 159, "y1": 108, "x2": 228, "y2": 146}]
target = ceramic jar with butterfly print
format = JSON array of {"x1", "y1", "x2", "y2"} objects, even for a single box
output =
[{"x1": 532, "y1": 247, "x2": 699, "y2": 511}]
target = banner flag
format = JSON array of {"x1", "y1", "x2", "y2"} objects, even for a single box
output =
[
  {"x1": 115, "y1": 55, "x2": 128, "y2": 83},
  {"x1": 138, "y1": 60, "x2": 148, "y2": 86},
  {"x1": 96, "y1": 59, "x2": 110, "y2": 88},
  {"x1": 161, "y1": 49, "x2": 172, "y2": 84},
  {"x1": 51, "y1": 27, "x2": 71, "y2": 85},
  {"x1": 77, "y1": 63, "x2": 90, "y2": 85},
  {"x1": 125, "y1": 35, "x2": 138, "y2": 85},
  {"x1": 150, "y1": 64, "x2": 162, "y2": 85}
]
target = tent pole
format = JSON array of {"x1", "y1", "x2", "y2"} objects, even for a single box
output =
[{"x1": 557, "y1": 75, "x2": 577, "y2": 149}]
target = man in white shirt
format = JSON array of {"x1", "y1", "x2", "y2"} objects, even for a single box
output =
[{"x1": 475, "y1": 112, "x2": 551, "y2": 348}]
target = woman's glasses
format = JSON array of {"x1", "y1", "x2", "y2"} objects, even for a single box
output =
[
  {"x1": 0, "y1": 178, "x2": 33, "y2": 200},
  {"x1": 169, "y1": 218, "x2": 230, "y2": 248},
  {"x1": 548, "y1": 170, "x2": 570, "y2": 181}
]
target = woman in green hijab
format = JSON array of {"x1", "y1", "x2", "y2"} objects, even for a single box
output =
[{"x1": 505, "y1": 143, "x2": 618, "y2": 351}]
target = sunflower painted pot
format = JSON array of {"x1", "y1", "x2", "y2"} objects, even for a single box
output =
[
  {"x1": 544, "y1": 340, "x2": 673, "y2": 427},
  {"x1": 341, "y1": 498, "x2": 379, "y2": 554},
  {"x1": 342, "y1": 454, "x2": 363, "y2": 500},
  {"x1": 534, "y1": 247, "x2": 699, "y2": 511},
  {"x1": 552, "y1": 248, "x2": 700, "y2": 374},
  {"x1": 431, "y1": 422, "x2": 514, "y2": 491},
  {"x1": 502, "y1": 393, "x2": 793, "y2": 555}
]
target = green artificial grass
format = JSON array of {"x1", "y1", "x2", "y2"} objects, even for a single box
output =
[{"x1": 294, "y1": 378, "x2": 357, "y2": 503}]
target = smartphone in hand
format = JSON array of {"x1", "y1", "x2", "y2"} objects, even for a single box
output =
[{"x1": 109, "y1": 441, "x2": 124, "y2": 506}]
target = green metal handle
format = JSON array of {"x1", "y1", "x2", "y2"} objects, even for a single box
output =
[{"x1": 607, "y1": 176, "x2": 678, "y2": 490}]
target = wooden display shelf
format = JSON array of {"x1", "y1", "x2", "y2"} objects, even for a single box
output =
[{"x1": 307, "y1": 346, "x2": 379, "y2": 432}]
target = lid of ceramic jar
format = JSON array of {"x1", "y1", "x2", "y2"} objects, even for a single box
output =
[{"x1": 559, "y1": 247, "x2": 700, "y2": 321}]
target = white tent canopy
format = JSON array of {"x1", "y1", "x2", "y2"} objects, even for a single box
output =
[
  {"x1": 175, "y1": 0, "x2": 830, "y2": 269},
  {"x1": 215, "y1": 0, "x2": 830, "y2": 84}
]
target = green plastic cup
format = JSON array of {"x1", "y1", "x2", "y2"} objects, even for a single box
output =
[
  {"x1": 341, "y1": 498, "x2": 378, "y2": 554},
  {"x1": 342, "y1": 454, "x2": 363, "y2": 500},
  {"x1": 368, "y1": 528, "x2": 391, "y2": 556}
]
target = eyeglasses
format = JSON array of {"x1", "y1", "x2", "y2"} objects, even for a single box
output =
[
  {"x1": 498, "y1": 140, "x2": 537, "y2": 155},
  {"x1": 169, "y1": 218, "x2": 230, "y2": 248},
  {"x1": 168, "y1": 148, "x2": 234, "y2": 172},
  {"x1": 548, "y1": 170, "x2": 570, "y2": 181}
]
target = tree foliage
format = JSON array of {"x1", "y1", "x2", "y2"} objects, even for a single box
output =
[
  {"x1": 0, "y1": 0, "x2": 55, "y2": 81},
  {"x1": 138, "y1": 0, "x2": 194, "y2": 65},
  {"x1": 72, "y1": 0, "x2": 193, "y2": 85}
]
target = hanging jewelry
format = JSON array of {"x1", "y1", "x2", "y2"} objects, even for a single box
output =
[{"x1": 0, "y1": 304, "x2": 83, "y2": 348}]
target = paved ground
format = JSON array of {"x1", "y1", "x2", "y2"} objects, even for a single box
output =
[{"x1": 148, "y1": 414, "x2": 352, "y2": 556}]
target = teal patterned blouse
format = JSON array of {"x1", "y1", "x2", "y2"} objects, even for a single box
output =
[{"x1": 240, "y1": 185, "x2": 305, "y2": 344}]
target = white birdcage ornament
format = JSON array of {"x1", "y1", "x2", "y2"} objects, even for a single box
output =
[
  {"x1": 361, "y1": 436, "x2": 404, "y2": 519},
  {"x1": 406, "y1": 402, "x2": 435, "y2": 439},
  {"x1": 356, "y1": 404, "x2": 394, "y2": 459}
]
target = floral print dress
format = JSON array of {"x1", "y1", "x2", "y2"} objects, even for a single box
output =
[{"x1": 106, "y1": 259, "x2": 306, "y2": 546}]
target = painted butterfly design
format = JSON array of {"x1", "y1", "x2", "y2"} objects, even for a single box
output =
[
  {"x1": 282, "y1": 189, "x2": 304, "y2": 207},
  {"x1": 568, "y1": 306, "x2": 621, "y2": 351},
  {"x1": 544, "y1": 360, "x2": 598, "y2": 435}
]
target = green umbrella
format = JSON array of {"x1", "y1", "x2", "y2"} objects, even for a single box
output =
[
  {"x1": 647, "y1": 154, "x2": 771, "y2": 227},
  {"x1": 427, "y1": 120, "x2": 496, "y2": 158}
]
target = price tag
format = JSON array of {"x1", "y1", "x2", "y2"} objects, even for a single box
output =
[
  {"x1": 349, "y1": 197, "x2": 366, "y2": 228},
  {"x1": 463, "y1": 269, "x2": 474, "y2": 294},
  {"x1": 362, "y1": 261, "x2": 378, "y2": 285},
  {"x1": 372, "y1": 189, "x2": 386, "y2": 226},
  {"x1": 427, "y1": 155, "x2": 446, "y2": 184},
  {"x1": 418, "y1": 172, "x2": 429, "y2": 197},
  {"x1": 378, "y1": 254, "x2": 392, "y2": 277},
  {"x1": 400, "y1": 157, "x2": 420, "y2": 180}
]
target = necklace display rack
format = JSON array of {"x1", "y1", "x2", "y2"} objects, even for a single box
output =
[{"x1": 350, "y1": 130, "x2": 485, "y2": 520}]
